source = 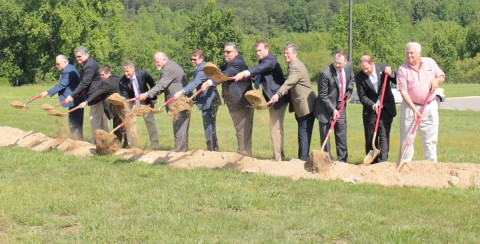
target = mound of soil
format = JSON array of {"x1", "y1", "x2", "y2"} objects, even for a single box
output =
[
  {"x1": 94, "y1": 129, "x2": 120, "y2": 155},
  {"x1": 1, "y1": 126, "x2": 479, "y2": 189}
]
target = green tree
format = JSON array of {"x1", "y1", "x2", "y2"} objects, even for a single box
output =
[
  {"x1": 283, "y1": 6, "x2": 311, "y2": 32},
  {"x1": 183, "y1": 0, "x2": 242, "y2": 66},
  {"x1": 330, "y1": 3, "x2": 404, "y2": 69}
]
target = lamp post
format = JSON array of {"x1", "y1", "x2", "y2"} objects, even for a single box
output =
[{"x1": 348, "y1": 0, "x2": 352, "y2": 62}]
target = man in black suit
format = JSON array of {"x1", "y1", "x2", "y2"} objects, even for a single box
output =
[
  {"x1": 120, "y1": 61, "x2": 159, "y2": 150},
  {"x1": 66, "y1": 46, "x2": 109, "y2": 143},
  {"x1": 235, "y1": 40, "x2": 288, "y2": 161},
  {"x1": 78, "y1": 65, "x2": 127, "y2": 147},
  {"x1": 355, "y1": 55, "x2": 397, "y2": 163},
  {"x1": 202, "y1": 42, "x2": 253, "y2": 156},
  {"x1": 314, "y1": 50, "x2": 354, "y2": 163},
  {"x1": 139, "y1": 52, "x2": 189, "y2": 152}
]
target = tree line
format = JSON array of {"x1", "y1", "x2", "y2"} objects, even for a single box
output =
[{"x1": 1, "y1": 0, "x2": 479, "y2": 86}]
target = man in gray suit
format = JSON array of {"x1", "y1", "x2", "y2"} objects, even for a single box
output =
[
  {"x1": 314, "y1": 50, "x2": 354, "y2": 162},
  {"x1": 139, "y1": 52, "x2": 190, "y2": 152},
  {"x1": 268, "y1": 43, "x2": 316, "y2": 161}
]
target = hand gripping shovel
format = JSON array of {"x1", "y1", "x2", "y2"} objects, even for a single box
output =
[
  {"x1": 363, "y1": 74, "x2": 389, "y2": 164},
  {"x1": 397, "y1": 91, "x2": 434, "y2": 170},
  {"x1": 318, "y1": 100, "x2": 346, "y2": 163}
]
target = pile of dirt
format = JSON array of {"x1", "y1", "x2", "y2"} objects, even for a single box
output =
[
  {"x1": 305, "y1": 150, "x2": 332, "y2": 173},
  {"x1": 167, "y1": 97, "x2": 192, "y2": 120},
  {"x1": 1, "y1": 126, "x2": 480, "y2": 189},
  {"x1": 94, "y1": 129, "x2": 120, "y2": 155}
]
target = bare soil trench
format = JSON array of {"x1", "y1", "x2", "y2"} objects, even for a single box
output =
[{"x1": 1, "y1": 126, "x2": 479, "y2": 189}]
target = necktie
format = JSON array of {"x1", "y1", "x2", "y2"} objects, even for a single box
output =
[
  {"x1": 338, "y1": 70, "x2": 344, "y2": 102},
  {"x1": 254, "y1": 74, "x2": 262, "y2": 90},
  {"x1": 131, "y1": 77, "x2": 140, "y2": 106},
  {"x1": 371, "y1": 73, "x2": 378, "y2": 93}
]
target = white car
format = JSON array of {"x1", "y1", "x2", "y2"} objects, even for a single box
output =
[{"x1": 351, "y1": 85, "x2": 445, "y2": 104}]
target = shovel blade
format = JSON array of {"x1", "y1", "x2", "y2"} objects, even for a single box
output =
[{"x1": 363, "y1": 148, "x2": 380, "y2": 165}]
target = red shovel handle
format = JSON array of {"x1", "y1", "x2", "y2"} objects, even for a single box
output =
[
  {"x1": 127, "y1": 96, "x2": 140, "y2": 102},
  {"x1": 320, "y1": 100, "x2": 345, "y2": 151},
  {"x1": 24, "y1": 94, "x2": 43, "y2": 105},
  {"x1": 374, "y1": 74, "x2": 389, "y2": 132},
  {"x1": 66, "y1": 105, "x2": 83, "y2": 114},
  {"x1": 110, "y1": 121, "x2": 126, "y2": 134},
  {"x1": 160, "y1": 96, "x2": 176, "y2": 108},
  {"x1": 189, "y1": 87, "x2": 204, "y2": 99}
]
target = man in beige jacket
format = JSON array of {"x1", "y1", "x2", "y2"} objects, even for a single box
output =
[{"x1": 268, "y1": 43, "x2": 316, "y2": 161}]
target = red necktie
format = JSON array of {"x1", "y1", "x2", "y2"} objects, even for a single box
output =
[{"x1": 131, "y1": 78, "x2": 140, "y2": 106}]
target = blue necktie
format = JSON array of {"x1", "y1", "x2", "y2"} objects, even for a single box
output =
[{"x1": 254, "y1": 74, "x2": 261, "y2": 89}]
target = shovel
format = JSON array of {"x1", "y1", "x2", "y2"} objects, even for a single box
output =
[
  {"x1": 11, "y1": 93, "x2": 43, "y2": 109},
  {"x1": 203, "y1": 62, "x2": 235, "y2": 82},
  {"x1": 148, "y1": 96, "x2": 176, "y2": 114},
  {"x1": 189, "y1": 87, "x2": 204, "y2": 100},
  {"x1": 318, "y1": 100, "x2": 346, "y2": 163},
  {"x1": 48, "y1": 105, "x2": 83, "y2": 117},
  {"x1": 41, "y1": 100, "x2": 67, "y2": 111},
  {"x1": 363, "y1": 74, "x2": 389, "y2": 164},
  {"x1": 397, "y1": 91, "x2": 434, "y2": 170},
  {"x1": 110, "y1": 121, "x2": 126, "y2": 134}
]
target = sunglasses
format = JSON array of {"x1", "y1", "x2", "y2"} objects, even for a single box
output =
[{"x1": 190, "y1": 58, "x2": 197, "y2": 61}]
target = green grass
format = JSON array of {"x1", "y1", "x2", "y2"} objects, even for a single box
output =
[
  {"x1": 1, "y1": 147, "x2": 479, "y2": 242},
  {"x1": 1, "y1": 84, "x2": 480, "y2": 242},
  {"x1": 440, "y1": 83, "x2": 480, "y2": 97}
]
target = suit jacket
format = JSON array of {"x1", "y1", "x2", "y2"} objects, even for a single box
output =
[
  {"x1": 220, "y1": 54, "x2": 252, "y2": 108},
  {"x1": 71, "y1": 56, "x2": 102, "y2": 98},
  {"x1": 277, "y1": 59, "x2": 316, "y2": 117},
  {"x1": 147, "y1": 60, "x2": 187, "y2": 101},
  {"x1": 355, "y1": 63, "x2": 397, "y2": 118},
  {"x1": 87, "y1": 73, "x2": 121, "y2": 106},
  {"x1": 248, "y1": 52, "x2": 289, "y2": 109},
  {"x1": 48, "y1": 63, "x2": 85, "y2": 108},
  {"x1": 183, "y1": 61, "x2": 219, "y2": 110},
  {"x1": 314, "y1": 62, "x2": 354, "y2": 123},
  {"x1": 120, "y1": 69, "x2": 158, "y2": 106}
]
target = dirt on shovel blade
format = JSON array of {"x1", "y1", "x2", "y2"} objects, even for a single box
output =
[
  {"x1": 107, "y1": 93, "x2": 126, "y2": 106},
  {"x1": 41, "y1": 103, "x2": 55, "y2": 111},
  {"x1": 167, "y1": 97, "x2": 192, "y2": 120},
  {"x1": 10, "y1": 101, "x2": 27, "y2": 109},
  {"x1": 305, "y1": 150, "x2": 332, "y2": 173},
  {"x1": 244, "y1": 90, "x2": 263, "y2": 106},
  {"x1": 131, "y1": 105, "x2": 152, "y2": 116},
  {"x1": 48, "y1": 109, "x2": 66, "y2": 117},
  {"x1": 94, "y1": 129, "x2": 120, "y2": 155}
]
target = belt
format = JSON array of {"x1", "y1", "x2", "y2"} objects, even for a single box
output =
[{"x1": 413, "y1": 99, "x2": 433, "y2": 106}]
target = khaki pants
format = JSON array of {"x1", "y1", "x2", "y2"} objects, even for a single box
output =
[
  {"x1": 89, "y1": 102, "x2": 109, "y2": 143},
  {"x1": 269, "y1": 103, "x2": 287, "y2": 161},
  {"x1": 398, "y1": 100, "x2": 439, "y2": 162},
  {"x1": 126, "y1": 103, "x2": 159, "y2": 149}
]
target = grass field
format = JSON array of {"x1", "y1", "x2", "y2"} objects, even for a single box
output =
[{"x1": 1, "y1": 84, "x2": 480, "y2": 242}]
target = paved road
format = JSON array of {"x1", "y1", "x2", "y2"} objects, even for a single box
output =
[{"x1": 439, "y1": 96, "x2": 480, "y2": 111}]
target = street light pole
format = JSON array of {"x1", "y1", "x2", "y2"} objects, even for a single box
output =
[{"x1": 348, "y1": 0, "x2": 353, "y2": 62}]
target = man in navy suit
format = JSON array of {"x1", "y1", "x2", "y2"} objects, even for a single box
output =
[
  {"x1": 314, "y1": 50, "x2": 354, "y2": 163},
  {"x1": 355, "y1": 55, "x2": 397, "y2": 163},
  {"x1": 65, "y1": 46, "x2": 109, "y2": 143},
  {"x1": 119, "y1": 61, "x2": 159, "y2": 150},
  {"x1": 235, "y1": 40, "x2": 288, "y2": 161},
  {"x1": 174, "y1": 49, "x2": 221, "y2": 151},
  {"x1": 204, "y1": 42, "x2": 253, "y2": 156},
  {"x1": 41, "y1": 54, "x2": 85, "y2": 140}
]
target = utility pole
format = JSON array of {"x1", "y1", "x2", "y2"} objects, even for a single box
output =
[{"x1": 348, "y1": 0, "x2": 353, "y2": 62}]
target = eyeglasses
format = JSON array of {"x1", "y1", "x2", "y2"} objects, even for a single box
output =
[
  {"x1": 190, "y1": 58, "x2": 197, "y2": 61},
  {"x1": 224, "y1": 50, "x2": 234, "y2": 54}
]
